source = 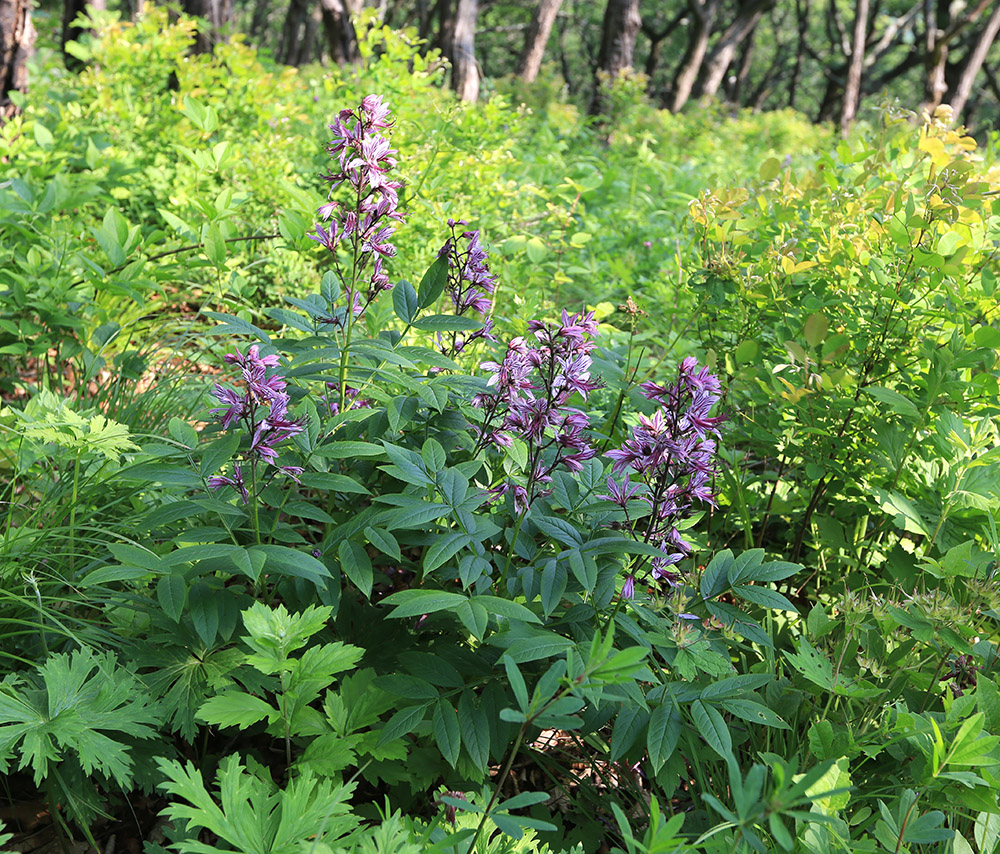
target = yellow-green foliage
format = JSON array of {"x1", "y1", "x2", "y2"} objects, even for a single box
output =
[{"x1": 690, "y1": 108, "x2": 1000, "y2": 576}]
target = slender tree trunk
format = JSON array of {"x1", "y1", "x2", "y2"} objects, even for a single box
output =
[
  {"x1": 727, "y1": 22, "x2": 757, "y2": 103},
  {"x1": 588, "y1": 0, "x2": 641, "y2": 114},
  {"x1": 279, "y1": 0, "x2": 309, "y2": 64},
  {"x1": 788, "y1": 0, "x2": 809, "y2": 107},
  {"x1": 248, "y1": 0, "x2": 270, "y2": 40},
  {"x1": 670, "y1": 0, "x2": 719, "y2": 112},
  {"x1": 695, "y1": 0, "x2": 774, "y2": 100},
  {"x1": 923, "y1": 0, "x2": 948, "y2": 109},
  {"x1": 181, "y1": 0, "x2": 234, "y2": 54},
  {"x1": 517, "y1": 0, "x2": 562, "y2": 82},
  {"x1": 304, "y1": 5, "x2": 320, "y2": 63},
  {"x1": 556, "y1": 7, "x2": 576, "y2": 93},
  {"x1": 949, "y1": 1, "x2": 1000, "y2": 119},
  {"x1": 921, "y1": 0, "x2": 992, "y2": 111},
  {"x1": 840, "y1": 0, "x2": 869, "y2": 133},
  {"x1": 0, "y1": 0, "x2": 34, "y2": 121},
  {"x1": 61, "y1": 0, "x2": 105, "y2": 69},
  {"x1": 430, "y1": 0, "x2": 455, "y2": 56},
  {"x1": 749, "y1": 42, "x2": 786, "y2": 109},
  {"x1": 319, "y1": 0, "x2": 361, "y2": 64},
  {"x1": 451, "y1": 0, "x2": 479, "y2": 101},
  {"x1": 642, "y1": 10, "x2": 684, "y2": 81}
]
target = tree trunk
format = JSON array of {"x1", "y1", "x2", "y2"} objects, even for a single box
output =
[
  {"x1": 319, "y1": 0, "x2": 361, "y2": 64},
  {"x1": 279, "y1": 0, "x2": 310, "y2": 64},
  {"x1": 788, "y1": 0, "x2": 809, "y2": 107},
  {"x1": 517, "y1": 0, "x2": 563, "y2": 83},
  {"x1": 839, "y1": 0, "x2": 869, "y2": 133},
  {"x1": 248, "y1": 0, "x2": 270, "y2": 41},
  {"x1": 428, "y1": 0, "x2": 455, "y2": 57},
  {"x1": 923, "y1": 0, "x2": 948, "y2": 109},
  {"x1": 451, "y1": 0, "x2": 479, "y2": 101},
  {"x1": 588, "y1": 0, "x2": 641, "y2": 114},
  {"x1": 670, "y1": 0, "x2": 719, "y2": 113},
  {"x1": 727, "y1": 21, "x2": 757, "y2": 104},
  {"x1": 642, "y1": 10, "x2": 684, "y2": 81},
  {"x1": 949, "y1": 1, "x2": 1000, "y2": 119},
  {"x1": 181, "y1": 0, "x2": 234, "y2": 54},
  {"x1": 61, "y1": 0, "x2": 105, "y2": 69},
  {"x1": 695, "y1": 0, "x2": 774, "y2": 100},
  {"x1": 0, "y1": 0, "x2": 34, "y2": 121},
  {"x1": 921, "y1": 0, "x2": 992, "y2": 111}
]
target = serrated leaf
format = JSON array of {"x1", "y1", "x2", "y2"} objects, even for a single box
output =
[
  {"x1": 381, "y1": 589, "x2": 468, "y2": 619},
  {"x1": 732, "y1": 584, "x2": 799, "y2": 613},
  {"x1": 423, "y1": 532, "x2": 470, "y2": 574},
  {"x1": 188, "y1": 582, "x2": 219, "y2": 646},
  {"x1": 432, "y1": 699, "x2": 461, "y2": 767},
  {"x1": 339, "y1": 540, "x2": 373, "y2": 599},
  {"x1": 197, "y1": 692, "x2": 274, "y2": 728},
  {"x1": 717, "y1": 698, "x2": 789, "y2": 729},
  {"x1": 610, "y1": 705, "x2": 648, "y2": 762},
  {"x1": 469, "y1": 595, "x2": 541, "y2": 624},
  {"x1": 376, "y1": 703, "x2": 431, "y2": 747},
  {"x1": 374, "y1": 675, "x2": 439, "y2": 701},
  {"x1": 458, "y1": 691, "x2": 490, "y2": 769},
  {"x1": 157, "y1": 574, "x2": 187, "y2": 622},
  {"x1": 412, "y1": 314, "x2": 484, "y2": 332},
  {"x1": 647, "y1": 702, "x2": 682, "y2": 772},
  {"x1": 691, "y1": 699, "x2": 731, "y2": 758}
]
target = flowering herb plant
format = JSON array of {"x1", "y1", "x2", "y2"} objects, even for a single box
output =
[{"x1": 165, "y1": 98, "x2": 814, "y2": 851}]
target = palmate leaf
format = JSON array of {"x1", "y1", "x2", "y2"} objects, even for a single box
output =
[
  {"x1": 0, "y1": 649, "x2": 162, "y2": 786},
  {"x1": 142, "y1": 644, "x2": 244, "y2": 741},
  {"x1": 156, "y1": 755, "x2": 358, "y2": 854}
]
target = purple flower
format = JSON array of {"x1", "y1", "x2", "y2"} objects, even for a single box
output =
[
  {"x1": 314, "y1": 95, "x2": 405, "y2": 318},
  {"x1": 435, "y1": 223, "x2": 500, "y2": 359},
  {"x1": 604, "y1": 358, "x2": 725, "y2": 598},
  {"x1": 439, "y1": 226, "x2": 498, "y2": 317},
  {"x1": 475, "y1": 311, "x2": 603, "y2": 509},
  {"x1": 208, "y1": 463, "x2": 249, "y2": 504},
  {"x1": 599, "y1": 475, "x2": 642, "y2": 508},
  {"x1": 208, "y1": 345, "x2": 306, "y2": 501},
  {"x1": 209, "y1": 384, "x2": 245, "y2": 429}
]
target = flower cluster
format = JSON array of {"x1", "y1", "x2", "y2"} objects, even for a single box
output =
[
  {"x1": 439, "y1": 220, "x2": 497, "y2": 317},
  {"x1": 208, "y1": 345, "x2": 305, "y2": 503},
  {"x1": 310, "y1": 95, "x2": 404, "y2": 318},
  {"x1": 603, "y1": 356, "x2": 724, "y2": 597},
  {"x1": 474, "y1": 310, "x2": 602, "y2": 510},
  {"x1": 436, "y1": 219, "x2": 498, "y2": 356}
]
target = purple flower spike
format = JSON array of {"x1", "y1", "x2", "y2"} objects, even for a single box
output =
[
  {"x1": 474, "y1": 310, "x2": 604, "y2": 510},
  {"x1": 604, "y1": 358, "x2": 725, "y2": 599},
  {"x1": 208, "y1": 344, "x2": 306, "y2": 502},
  {"x1": 314, "y1": 95, "x2": 404, "y2": 316}
]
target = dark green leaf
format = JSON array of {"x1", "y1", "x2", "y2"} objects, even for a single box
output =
[
  {"x1": 691, "y1": 699, "x2": 731, "y2": 758},
  {"x1": 417, "y1": 256, "x2": 449, "y2": 308},
  {"x1": 157, "y1": 574, "x2": 187, "y2": 622}
]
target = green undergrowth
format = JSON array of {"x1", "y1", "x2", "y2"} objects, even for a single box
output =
[{"x1": 2, "y1": 9, "x2": 1000, "y2": 854}]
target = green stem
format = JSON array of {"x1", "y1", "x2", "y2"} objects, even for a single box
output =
[
  {"x1": 499, "y1": 510, "x2": 529, "y2": 587},
  {"x1": 463, "y1": 724, "x2": 527, "y2": 854},
  {"x1": 68, "y1": 453, "x2": 81, "y2": 581},
  {"x1": 249, "y1": 459, "x2": 261, "y2": 547}
]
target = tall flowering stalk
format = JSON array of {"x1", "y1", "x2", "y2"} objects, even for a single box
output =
[
  {"x1": 474, "y1": 310, "x2": 602, "y2": 511},
  {"x1": 602, "y1": 357, "x2": 724, "y2": 599},
  {"x1": 208, "y1": 345, "x2": 304, "y2": 540},
  {"x1": 436, "y1": 219, "x2": 498, "y2": 357},
  {"x1": 310, "y1": 95, "x2": 403, "y2": 410}
]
